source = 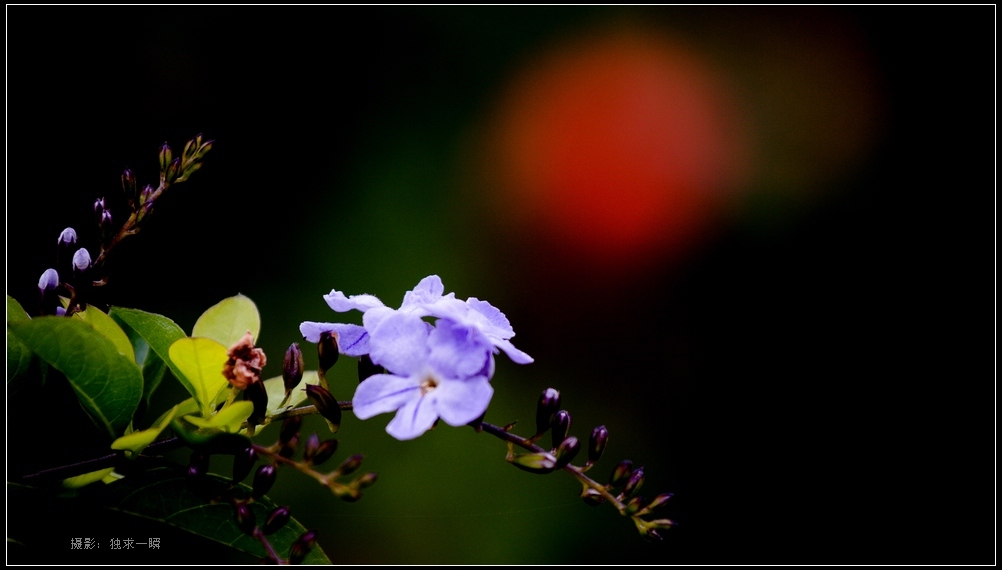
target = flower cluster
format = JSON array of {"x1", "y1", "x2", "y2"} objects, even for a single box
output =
[{"x1": 300, "y1": 276, "x2": 533, "y2": 440}]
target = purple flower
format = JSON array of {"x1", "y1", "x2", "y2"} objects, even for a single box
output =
[
  {"x1": 300, "y1": 275, "x2": 533, "y2": 440},
  {"x1": 352, "y1": 312, "x2": 493, "y2": 440}
]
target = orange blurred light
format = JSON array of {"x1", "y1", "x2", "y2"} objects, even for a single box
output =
[{"x1": 494, "y1": 29, "x2": 749, "y2": 267}]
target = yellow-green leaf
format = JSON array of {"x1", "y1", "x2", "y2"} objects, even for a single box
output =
[
  {"x1": 168, "y1": 337, "x2": 230, "y2": 417},
  {"x1": 183, "y1": 400, "x2": 253, "y2": 433},
  {"x1": 192, "y1": 294, "x2": 260, "y2": 348},
  {"x1": 111, "y1": 404, "x2": 178, "y2": 455},
  {"x1": 73, "y1": 305, "x2": 135, "y2": 362},
  {"x1": 62, "y1": 468, "x2": 115, "y2": 489}
]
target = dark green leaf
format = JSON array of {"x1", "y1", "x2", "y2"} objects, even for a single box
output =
[
  {"x1": 112, "y1": 310, "x2": 168, "y2": 413},
  {"x1": 9, "y1": 317, "x2": 143, "y2": 438},
  {"x1": 93, "y1": 466, "x2": 330, "y2": 564},
  {"x1": 109, "y1": 307, "x2": 193, "y2": 400},
  {"x1": 6, "y1": 295, "x2": 35, "y2": 392}
]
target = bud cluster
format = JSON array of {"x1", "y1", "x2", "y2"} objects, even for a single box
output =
[
  {"x1": 30, "y1": 135, "x2": 212, "y2": 317},
  {"x1": 503, "y1": 387, "x2": 675, "y2": 540}
]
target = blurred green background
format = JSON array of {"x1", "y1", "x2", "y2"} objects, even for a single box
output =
[{"x1": 6, "y1": 5, "x2": 994, "y2": 565}]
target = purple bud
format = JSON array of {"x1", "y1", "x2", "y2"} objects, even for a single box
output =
[
  {"x1": 355, "y1": 472, "x2": 378, "y2": 489},
  {"x1": 581, "y1": 487, "x2": 606, "y2": 506},
  {"x1": 232, "y1": 446, "x2": 258, "y2": 483},
  {"x1": 100, "y1": 209, "x2": 113, "y2": 230},
  {"x1": 609, "y1": 459, "x2": 633, "y2": 489},
  {"x1": 551, "y1": 410, "x2": 571, "y2": 449},
  {"x1": 282, "y1": 343, "x2": 305, "y2": 394},
  {"x1": 645, "y1": 492, "x2": 674, "y2": 512},
  {"x1": 303, "y1": 433, "x2": 320, "y2": 463},
  {"x1": 140, "y1": 184, "x2": 155, "y2": 204},
  {"x1": 233, "y1": 502, "x2": 256, "y2": 536},
  {"x1": 57, "y1": 227, "x2": 77, "y2": 247},
  {"x1": 318, "y1": 331, "x2": 339, "y2": 372},
  {"x1": 623, "y1": 466, "x2": 645, "y2": 498},
  {"x1": 72, "y1": 248, "x2": 91, "y2": 272},
  {"x1": 588, "y1": 425, "x2": 609, "y2": 464},
  {"x1": 93, "y1": 197, "x2": 106, "y2": 215},
  {"x1": 553, "y1": 435, "x2": 580, "y2": 469},
  {"x1": 279, "y1": 433, "x2": 299, "y2": 459},
  {"x1": 159, "y1": 142, "x2": 172, "y2": 173},
  {"x1": 305, "y1": 384, "x2": 342, "y2": 431},
  {"x1": 288, "y1": 530, "x2": 318, "y2": 565},
  {"x1": 253, "y1": 464, "x2": 277, "y2": 499},
  {"x1": 535, "y1": 388, "x2": 561, "y2": 437},
  {"x1": 336, "y1": 454, "x2": 364, "y2": 477},
  {"x1": 262, "y1": 506, "x2": 291, "y2": 535},
  {"x1": 311, "y1": 439, "x2": 339, "y2": 466},
  {"x1": 121, "y1": 168, "x2": 136, "y2": 199},
  {"x1": 245, "y1": 380, "x2": 268, "y2": 425},
  {"x1": 624, "y1": 495, "x2": 643, "y2": 516},
  {"x1": 38, "y1": 268, "x2": 59, "y2": 292}
]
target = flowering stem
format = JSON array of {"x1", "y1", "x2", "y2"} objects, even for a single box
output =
[
  {"x1": 265, "y1": 401, "x2": 352, "y2": 423},
  {"x1": 252, "y1": 527, "x2": 284, "y2": 564},
  {"x1": 475, "y1": 421, "x2": 628, "y2": 513}
]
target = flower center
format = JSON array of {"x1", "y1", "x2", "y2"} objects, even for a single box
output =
[{"x1": 419, "y1": 376, "x2": 439, "y2": 396}]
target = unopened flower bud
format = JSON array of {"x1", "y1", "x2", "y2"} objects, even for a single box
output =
[
  {"x1": 57, "y1": 227, "x2": 77, "y2": 248},
  {"x1": 303, "y1": 433, "x2": 320, "y2": 463},
  {"x1": 262, "y1": 506, "x2": 291, "y2": 535},
  {"x1": 282, "y1": 343, "x2": 305, "y2": 395},
  {"x1": 158, "y1": 142, "x2": 172, "y2": 173},
  {"x1": 581, "y1": 487, "x2": 606, "y2": 506},
  {"x1": 38, "y1": 268, "x2": 59, "y2": 292},
  {"x1": 140, "y1": 184, "x2": 155, "y2": 204},
  {"x1": 624, "y1": 495, "x2": 643, "y2": 516},
  {"x1": 166, "y1": 157, "x2": 182, "y2": 183},
  {"x1": 99, "y1": 209, "x2": 113, "y2": 237},
  {"x1": 233, "y1": 502, "x2": 256, "y2": 535},
  {"x1": 245, "y1": 380, "x2": 269, "y2": 425},
  {"x1": 311, "y1": 439, "x2": 339, "y2": 466},
  {"x1": 588, "y1": 425, "x2": 609, "y2": 464},
  {"x1": 317, "y1": 331, "x2": 339, "y2": 373},
  {"x1": 121, "y1": 168, "x2": 136, "y2": 200},
  {"x1": 336, "y1": 453, "x2": 363, "y2": 477},
  {"x1": 288, "y1": 530, "x2": 318, "y2": 565},
  {"x1": 553, "y1": 435, "x2": 580, "y2": 469},
  {"x1": 72, "y1": 248, "x2": 91, "y2": 273},
  {"x1": 622, "y1": 466, "x2": 645, "y2": 498},
  {"x1": 280, "y1": 415, "x2": 302, "y2": 446},
  {"x1": 93, "y1": 197, "x2": 106, "y2": 216},
  {"x1": 551, "y1": 410, "x2": 571, "y2": 449},
  {"x1": 645, "y1": 492, "x2": 674, "y2": 513},
  {"x1": 355, "y1": 472, "x2": 378, "y2": 489},
  {"x1": 357, "y1": 353, "x2": 384, "y2": 383},
  {"x1": 305, "y1": 384, "x2": 342, "y2": 431},
  {"x1": 232, "y1": 446, "x2": 258, "y2": 483},
  {"x1": 253, "y1": 464, "x2": 277, "y2": 499},
  {"x1": 535, "y1": 388, "x2": 561, "y2": 437},
  {"x1": 508, "y1": 452, "x2": 557, "y2": 474},
  {"x1": 609, "y1": 459, "x2": 633, "y2": 489}
]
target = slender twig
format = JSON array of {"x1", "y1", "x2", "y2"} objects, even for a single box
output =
[
  {"x1": 17, "y1": 436, "x2": 185, "y2": 482},
  {"x1": 476, "y1": 421, "x2": 628, "y2": 512}
]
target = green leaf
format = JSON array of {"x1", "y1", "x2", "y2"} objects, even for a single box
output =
[
  {"x1": 111, "y1": 404, "x2": 178, "y2": 455},
  {"x1": 168, "y1": 337, "x2": 230, "y2": 417},
  {"x1": 9, "y1": 317, "x2": 143, "y2": 438},
  {"x1": 73, "y1": 305, "x2": 135, "y2": 362},
  {"x1": 6, "y1": 296, "x2": 35, "y2": 391},
  {"x1": 192, "y1": 294, "x2": 261, "y2": 348},
  {"x1": 61, "y1": 467, "x2": 116, "y2": 489},
  {"x1": 112, "y1": 311, "x2": 168, "y2": 411},
  {"x1": 89, "y1": 466, "x2": 331, "y2": 564},
  {"x1": 109, "y1": 307, "x2": 193, "y2": 399},
  {"x1": 183, "y1": 400, "x2": 253, "y2": 432}
]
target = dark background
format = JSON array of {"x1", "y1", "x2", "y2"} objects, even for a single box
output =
[{"x1": 6, "y1": 5, "x2": 995, "y2": 565}]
